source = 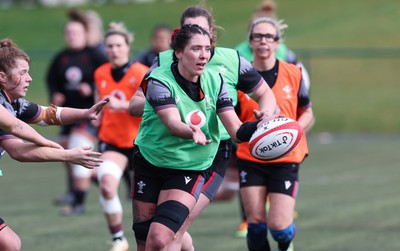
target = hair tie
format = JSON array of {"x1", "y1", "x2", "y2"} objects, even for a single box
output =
[{"x1": 170, "y1": 26, "x2": 181, "y2": 42}]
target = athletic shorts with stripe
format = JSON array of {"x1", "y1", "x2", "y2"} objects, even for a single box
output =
[{"x1": 202, "y1": 139, "x2": 234, "y2": 200}]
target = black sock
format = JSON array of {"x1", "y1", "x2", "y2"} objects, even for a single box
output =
[
  {"x1": 72, "y1": 190, "x2": 86, "y2": 207},
  {"x1": 278, "y1": 241, "x2": 291, "y2": 251}
]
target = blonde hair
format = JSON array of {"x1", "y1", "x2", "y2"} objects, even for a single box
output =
[{"x1": 105, "y1": 22, "x2": 134, "y2": 45}]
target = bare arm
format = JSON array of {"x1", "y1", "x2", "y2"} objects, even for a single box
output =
[
  {"x1": 248, "y1": 80, "x2": 277, "y2": 119},
  {"x1": 1, "y1": 139, "x2": 102, "y2": 169},
  {"x1": 218, "y1": 109, "x2": 244, "y2": 143},
  {"x1": 297, "y1": 106, "x2": 315, "y2": 133},
  {"x1": 0, "y1": 106, "x2": 62, "y2": 149},
  {"x1": 128, "y1": 90, "x2": 146, "y2": 117}
]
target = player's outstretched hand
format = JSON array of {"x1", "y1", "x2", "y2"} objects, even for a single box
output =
[
  {"x1": 190, "y1": 125, "x2": 212, "y2": 145},
  {"x1": 86, "y1": 97, "x2": 110, "y2": 120},
  {"x1": 66, "y1": 146, "x2": 103, "y2": 169}
]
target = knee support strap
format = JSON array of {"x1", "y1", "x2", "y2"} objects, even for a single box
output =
[
  {"x1": 69, "y1": 133, "x2": 95, "y2": 178},
  {"x1": 270, "y1": 223, "x2": 296, "y2": 244},
  {"x1": 97, "y1": 160, "x2": 123, "y2": 181},
  {"x1": 247, "y1": 223, "x2": 268, "y2": 251},
  {"x1": 132, "y1": 219, "x2": 152, "y2": 242},
  {"x1": 153, "y1": 200, "x2": 189, "y2": 233},
  {"x1": 99, "y1": 194, "x2": 122, "y2": 214}
]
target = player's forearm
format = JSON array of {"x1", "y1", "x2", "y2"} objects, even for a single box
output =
[
  {"x1": 298, "y1": 107, "x2": 315, "y2": 133},
  {"x1": 10, "y1": 120, "x2": 54, "y2": 146},
  {"x1": 8, "y1": 143, "x2": 68, "y2": 162},
  {"x1": 59, "y1": 108, "x2": 88, "y2": 124},
  {"x1": 257, "y1": 88, "x2": 276, "y2": 117}
]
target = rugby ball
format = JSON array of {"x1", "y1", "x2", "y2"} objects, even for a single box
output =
[{"x1": 248, "y1": 117, "x2": 303, "y2": 160}]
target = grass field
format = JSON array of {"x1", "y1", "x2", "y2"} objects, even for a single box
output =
[
  {"x1": 0, "y1": 1, "x2": 400, "y2": 250},
  {"x1": 1, "y1": 133, "x2": 399, "y2": 251}
]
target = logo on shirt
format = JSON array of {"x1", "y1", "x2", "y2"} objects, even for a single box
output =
[
  {"x1": 65, "y1": 66, "x2": 83, "y2": 90},
  {"x1": 282, "y1": 85, "x2": 293, "y2": 99},
  {"x1": 218, "y1": 64, "x2": 228, "y2": 75},
  {"x1": 185, "y1": 110, "x2": 206, "y2": 128},
  {"x1": 101, "y1": 80, "x2": 107, "y2": 89},
  {"x1": 110, "y1": 89, "x2": 127, "y2": 101}
]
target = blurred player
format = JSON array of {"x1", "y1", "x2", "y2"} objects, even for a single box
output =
[
  {"x1": 46, "y1": 9, "x2": 108, "y2": 214},
  {"x1": 135, "y1": 24, "x2": 171, "y2": 67},
  {"x1": 93, "y1": 22, "x2": 149, "y2": 251}
]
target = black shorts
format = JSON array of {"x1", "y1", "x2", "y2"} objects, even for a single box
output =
[
  {"x1": 237, "y1": 159, "x2": 300, "y2": 198},
  {"x1": 202, "y1": 139, "x2": 234, "y2": 200},
  {"x1": 98, "y1": 140, "x2": 135, "y2": 170},
  {"x1": 131, "y1": 149, "x2": 204, "y2": 203}
]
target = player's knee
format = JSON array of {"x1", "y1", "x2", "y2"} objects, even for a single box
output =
[
  {"x1": 68, "y1": 132, "x2": 94, "y2": 149},
  {"x1": 99, "y1": 194, "x2": 122, "y2": 214},
  {"x1": 270, "y1": 223, "x2": 296, "y2": 243},
  {"x1": 97, "y1": 161, "x2": 123, "y2": 182},
  {"x1": 72, "y1": 164, "x2": 92, "y2": 178},
  {"x1": 153, "y1": 200, "x2": 189, "y2": 233},
  {"x1": 247, "y1": 223, "x2": 268, "y2": 251},
  {"x1": 0, "y1": 227, "x2": 22, "y2": 251},
  {"x1": 132, "y1": 219, "x2": 152, "y2": 242}
]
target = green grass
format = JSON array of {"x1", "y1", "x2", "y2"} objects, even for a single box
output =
[
  {"x1": 1, "y1": 0, "x2": 400, "y2": 132},
  {"x1": 1, "y1": 133, "x2": 400, "y2": 250}
]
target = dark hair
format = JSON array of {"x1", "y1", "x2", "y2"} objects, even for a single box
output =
[
  {"x1": 67, "y1": 9, "x2": 89, "y2": 31},
  {"x1": 0, "y1": 38, "x2": 30, "y2": 76},
  {"x1": 152, "y1": 24, "x2": 171, "y2": 37},
  {"x1": 179, "y1": 6, "x2": 217, "y2": 47},
  {"x1": 170, "y1": 24, "x2": 210, "y2": 61}
]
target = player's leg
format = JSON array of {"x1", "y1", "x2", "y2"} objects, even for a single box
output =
[
  {"x1": 97, "y1": 150, "x2": 128, "y2": 251},
  {"x1": 268, "y1": 193, "x2": 296, "y2": 251},
  {"x1": 62, "y1": 129, "x2": 97, "y2": 216},
  {"x1": 238, "y1": 159, "x2": 272, "y2": 251},
  {"x1": 169, "y1": 140, "x2": 233, "y2": 251},
  {"x1": 53, "y1": 126, "x2": 74, "y2": 206},
  {"x1": 240, "y1": 185, "x2": 270, "y2": 251},
  {"x1": 147, "y1": 190, "x2": 197, "y2": 250},
  {"x1": 267, "y1": 163, "x2": 299, "y2": 251},
  {"x1": 0, "y1": 218, "x2": 21, "y2": 251}
]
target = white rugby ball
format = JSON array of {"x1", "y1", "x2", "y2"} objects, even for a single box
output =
[{"x1": 248, "y1": 117, "x2": 303, "y2": 160}]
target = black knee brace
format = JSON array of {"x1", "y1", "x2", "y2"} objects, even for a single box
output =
[
  {"x1": 153, "y1": 200, "x2": 189, "y2": 233},
  {"x1": 132, "y1": 218, "x2": 152, "y2": 241}
]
